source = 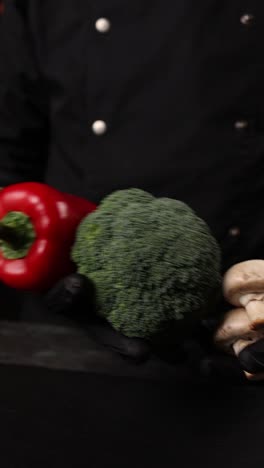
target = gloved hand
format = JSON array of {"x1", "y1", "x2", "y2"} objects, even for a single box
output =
[
  {"x1": 181, "y1": 318, "x2": 246, "y2": 382},
  {"x1": 43, "y1": 273, "x2": 264, "y2": 380},
  {"x1": 238, "y1": 340, "x2": 264, "y2": 376},
  {"x1": 214, "y1": 306, "x2": 264, "y2": 381},
  {"x1": 43, "y1": 273, "x2": 150, "y2": 363},
  {"x1": 185, "y1": 316, "x2": 264, "y2": 382}
]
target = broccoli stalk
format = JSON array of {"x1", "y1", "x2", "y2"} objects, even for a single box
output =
[{"x1": 71, "y1": 189, "x2": 221, "y2": 340}]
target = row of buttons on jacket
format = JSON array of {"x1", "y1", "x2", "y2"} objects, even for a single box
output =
[
  {"x1": 91, "y1": 13, "x2": 255, "y2": 138},
  {"x1": 92, "y1": 18, "x2": 111, "y2": 135},
  {"x1": 233, "y1": 13, "x2": 255, "y2": 133},
  {"x1": 90, "y1": 12, "x2": 254, "y2": 242},
  {"x1": 92, "y1": 118, "x2": 250, "y2": 135},
  {"x1": 230, "y1": 13, "x2": 255, "y2": 237}
]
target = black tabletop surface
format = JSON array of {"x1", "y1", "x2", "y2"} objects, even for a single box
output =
[{"x1": 0, "y1": 322, "x2": 263, "y2": 468}]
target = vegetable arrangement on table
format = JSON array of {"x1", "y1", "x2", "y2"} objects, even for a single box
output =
[
  {"x1": 1, "y1": 182, "x2": 264, "y2": 380},
  {"x1": 46, "y1": 187, "x2": 225, "y2": 364},
  {"x1": 0, "y1": 183, "x2": 221, "y2": 330}
]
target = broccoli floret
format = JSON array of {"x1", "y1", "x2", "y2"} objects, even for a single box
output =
[{"x1": 71, "y1": 188, "x2": 221, "y2": 339}]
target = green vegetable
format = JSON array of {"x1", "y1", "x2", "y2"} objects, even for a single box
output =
[{"x1": 71, "y1": 189, "x2": 221, "y2": 339}]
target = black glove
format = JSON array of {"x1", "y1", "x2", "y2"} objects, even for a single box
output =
[
  {"x1": 181, "y1": 319, "x2": 246, "y2": 383},
  {"x1": 43, "y1": 273, "x2": 264, "y2": 379},
  {"x1": 237, "y1": 340, "x2": 264, "y2": 374},
  {"x1": 43, "y1": 273, "x2": 150, "y2": 363},
  {"x1": 183, "y1": 319, "x2": 264, "y2": 382}
]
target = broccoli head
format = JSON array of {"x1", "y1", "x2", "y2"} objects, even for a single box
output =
[{"x1": 71, "y1": 189, "x2": 221, "y2": 339}]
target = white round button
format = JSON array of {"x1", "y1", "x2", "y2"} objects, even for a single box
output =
[
  {"x1": 234, "y1": 120, "x2": 249, "y2": 130},
  {"x1": 240, "y1": 14, "x2": 255, "y2": 26},
  {"x1": 92, "y1": 120, "x2": 107, "y2": 135},
  {"x1": 229, "y1": 227, "x2": 241, "y2": 237},
  {"x1": 95, "y1": 18, "x2": 111, "y2": 33}
]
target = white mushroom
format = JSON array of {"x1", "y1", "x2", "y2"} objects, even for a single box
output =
[
  {"x1": 214, "y1": 307, "x2": 259, "y2": 354},
  {"x1": 223, "y1": 260, "x2": 264, "y2": 330},
  {"x1": 244, "y1": 371, "x2": 264, "y2": 381},
  {"x1": 214, "y1": 307, "x2": 264, "y2": 380}
]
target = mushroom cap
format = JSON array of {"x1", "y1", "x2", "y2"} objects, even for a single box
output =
[
  {"x1": 214, "y1": 307, "x2": 252, "y2": 352},
  {"x1": 223, "y1": 260, "x2": 264, "y2": 306},
  {"x1": 244, "y1": 371, "x2": 264, "y2": 381}
]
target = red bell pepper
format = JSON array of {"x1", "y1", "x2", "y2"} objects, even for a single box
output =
[{"x1": 0, "y1": 182, "x2": 96, "y2": 291}]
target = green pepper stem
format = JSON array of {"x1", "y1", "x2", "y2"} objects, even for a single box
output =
[{"x1": 0, "y1": 223, "x2": 23, "y2": 248}]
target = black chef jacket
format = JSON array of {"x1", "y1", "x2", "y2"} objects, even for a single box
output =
[
  {"x1": 0, "y1": 1, "x2": 263, "y2": 299},
  {"x1": 1, "y1": 7, "x2": 264, "y2": 467}
]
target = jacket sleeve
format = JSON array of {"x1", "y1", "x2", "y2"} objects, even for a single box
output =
[{"x1": 0, "y1": 0, "x2": 49, "y2": 186}]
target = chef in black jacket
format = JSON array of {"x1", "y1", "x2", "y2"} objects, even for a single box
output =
[{"x1": 0, "y1": 1, "x2": 263, "y2": 376}]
